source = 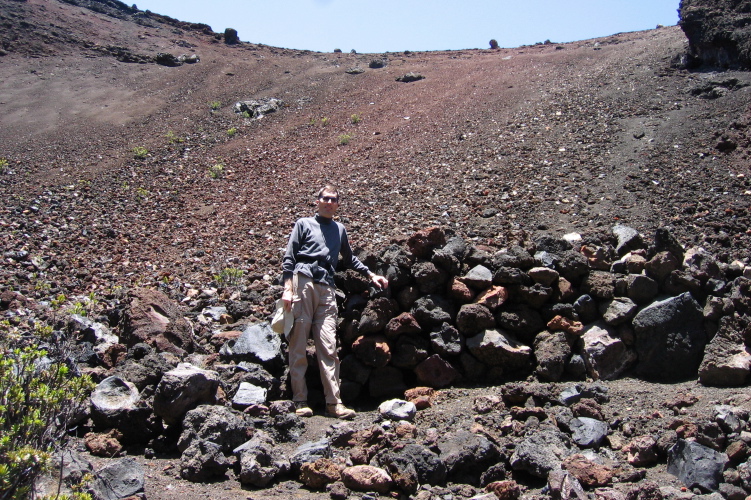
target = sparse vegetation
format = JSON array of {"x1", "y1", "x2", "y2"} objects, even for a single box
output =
[
  {"x1": 338, "y1": 133, "x2": 353, "y2": 145},
  {"x1": 50, "y1": 294, "x2": 66, "y2": 310},
  {"x1": 0, "y1": 158, "x2": 8, "y2": 174},
  {"x1": 227, "y1": 127, "x2": 237, "y2": 137},
  {"x1": 320, "y1": 117, "x2": 330, "y2": 126},
  {"x1": 209, "y1": 100, "x2": 221, "y2": 111},
  {"x1": 166, "y1": 130, "x2": 183, "y2": 144},
  {"x1": 132, "y1": 146, "x2": 148, "y2": 159},
  {"x1": 208, "y1": 163, "x2": 224, "y2": 179},
  {"x1": 350, "y1": 113, "x2": 361, "y2": 124},
  {"x1": 0, "y1": 335, "x2": 95, "y2": 499},
  {"x1": 214, "y1": 267, "x2": 244, "y2": 287},
  {"x1": 136, "y1": 187, "x2": 149, "y2": 199}
]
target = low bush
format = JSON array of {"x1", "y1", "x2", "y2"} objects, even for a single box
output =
[{"x1": 0, "y1": 330, "x2": 95, "y2": 499}]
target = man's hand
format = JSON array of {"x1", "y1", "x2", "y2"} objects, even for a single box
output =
[
  {"x1": 282, "y1": 286, "x2": 293, "y2": 312},
  {"x1": 371, "y1": 275, "x2": 389, "y2": 289},
  {"x1": 281, "y1": 277, "x2": 295, "y2": 312}
]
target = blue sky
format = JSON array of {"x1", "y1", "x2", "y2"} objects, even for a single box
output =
[{"x1": 135, "y1": 0, "x2": 680, "y2": 54}]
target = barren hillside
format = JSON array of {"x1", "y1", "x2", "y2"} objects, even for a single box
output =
[{"x1": 2, "y1": 0, "x2": 750, "y2": 300}]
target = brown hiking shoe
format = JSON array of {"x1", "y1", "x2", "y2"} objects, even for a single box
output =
[
  {"x1": 294, "y1": 401, "x2": 313, "y2": 417},
  {"x1": 325, "y1": 403, "x2": 355, "y2": 420}
]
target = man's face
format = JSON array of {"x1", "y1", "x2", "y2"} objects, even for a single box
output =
[{"x1": 316, "y1": 190, "x2": 339, "y2": 218}]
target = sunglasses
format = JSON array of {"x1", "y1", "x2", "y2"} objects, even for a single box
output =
[{"x1": 319, "y1": 196, "x2": 339, "y2": 203}]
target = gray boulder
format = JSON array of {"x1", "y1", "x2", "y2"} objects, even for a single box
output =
[
  {"x1": 667, "y1": 439, "x2": 729, "y2": 492},
  {"x1": 233, "y1": 98, "x2": 283, "y2": 118},
  {"x1": 492, "y1": 245, "x2": 535, "y2": 269},
  {"x1": 533, "y1": 330, "x2": 571, "y2": 382},
  {"x1": 698, "y1": 315, "x2": 751, "y2": 387},
  {"x1": 235, "y1": 430, "x2": 289, "y2": 487},
  {"x1": 72, "y1": 314, "x2": 119, "y2": 358},
  {"x1": 437, "y1": 430, "x2": 500, "y2": 485},
  {"x1": 90, "y1": 376, "x2": 139, "y2": 419},
  {"x1": 429, "y1": 322, "x2": 464, "y2": 357},
  {"x1": 633, "y1": 293, "x2": 707, "y2": 381},
  {"x1": 581, "y1": 323, "x2": 636, "y2": 380},
  {"x1": 412, "y1": 261, "x2": 448, "y2": 294},
  {"x1": 569, "y1": 417, "x2": 609, "y2": 448},
  {"x1": 375, "y1": 443, "x2": 446, "y2": 494},
  {"x1": 412, "y1": 294, "x2": 455, "y2": 329},
  {"x1": 547, "y1": 470, "x2": 588, "y2": 500},
  {"x1": 626, "y1": 274, "x2": 659, "y2": 304},
  {"x1": 232, "y1": 382, "x2": 267, "y2": 409},
  {"x1": 432, "y1": 237, "x2": 467, "y2": 275},
  {"x1": 528, "y1": 266, "x2": 560, "y2": 287},
  {"x1": 153, "y1": 363, "x2": 219, "y2": 425},
  {"x1": 378, "y1": 399, "x2": 417, "y2": 421},
  {"x1": 219, "y1": 323, "x2": 284, "y2": 369},
  {"x1": 599, "y1": 297, "x2": 638, "y2": 326},
  {"x1": 574, "y1": 294, "x2": 599, "y2": 324},
  {"x1": 180, "y1": 439, "x2": 230, "y2": 482},
  {"x1": 494, "y1": 305, "x2": 545, "y2": 344},
  {"x1": 177, "y1": 404, "x2": 250, "y2": 453},
  {"x1": 555, "y1": 251, "x2": 590, "y2": 284},
  {"x1": 613, "y1": 224, "x2": 643, "y2": 255},
  {"x1": 462, "y1": 265, "x2": 493, "y2": 289},
  {"x1": 289, "y1": 438, "x2": 332, "y2": 473},
  {"x1": 466, "y1": 329, "x2": 533, "y2": 374},
  {"x1": 510, "y1": 428, "x2": 573, "y2": 478},
  {"x1": 112, "y1": 352, "x2": 173, "y2": 390},
  {"x1": 88, "y1": 457, "x2": 144, "y2": 500}
]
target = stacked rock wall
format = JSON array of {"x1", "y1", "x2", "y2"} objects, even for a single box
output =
[{"x1": 325, "y1": 225, "x2": 751, "y2": 403}]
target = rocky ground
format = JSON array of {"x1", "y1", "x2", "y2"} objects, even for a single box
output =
[{"x1": 2, "y1": 1, "x2": 751, "y2": 499}]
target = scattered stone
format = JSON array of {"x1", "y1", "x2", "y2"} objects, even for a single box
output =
[
  {"x1": 341, "y1": 465, "x2": 393, "y2": 493},
  {"x1": 88, "y1": 457, "x2": 145, "y2": 500},
  {"x1": 667, "y1": 439, "x2": 729, "y2": 492},
  {"x1": 378, "y1": 399, "x2": 417, "y2": 420}
]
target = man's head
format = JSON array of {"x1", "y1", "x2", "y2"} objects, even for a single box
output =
[{"x1": 316, "y1": 185, "x2": 340, "y2": 218}]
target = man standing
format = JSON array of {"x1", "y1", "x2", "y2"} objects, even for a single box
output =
[{"x1": 282, "y1": 185, "x2": 388, "y2": 419}]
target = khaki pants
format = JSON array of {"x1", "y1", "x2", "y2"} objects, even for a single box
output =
[{"x1": 289, "y1": 273, "x2": 342, "y2": 405}]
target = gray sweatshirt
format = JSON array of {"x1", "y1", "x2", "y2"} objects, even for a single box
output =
[{"x1": 282, "y1": 214, "x2": 371, "y2": 288}]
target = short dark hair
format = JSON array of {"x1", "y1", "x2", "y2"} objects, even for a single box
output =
[{"x1": 317, "y1": 185, "x2": 339, "y2": 200}]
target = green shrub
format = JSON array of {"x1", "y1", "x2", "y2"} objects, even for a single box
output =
[
  {"x1": 0, "y1": 158, "x2": 8, "y2": 174},
  {"x1": 208, "y1": 164, "x2": 224, "y2": 179},
  {"x1": 338, "y1": 133, "x2": 353, "y2": 145},
  {"x1": 214, "y1": 267, "x2": 244, "y2": 287},
  {"x1": 0, "y1": 342, "x2": 95, "y2": 499},
  {"x1": 350, "y1": 113, "x2": 361, "y2": 124},
  {"x1": 320, "y1": 117, "x2": 330, "y2": 127},
  {"x1": 209, "y1": 101, "x2": 221, "y2": 111},
  {"x1": 165, "y1": 131, "x2": 183, "y2": 144},
  {"x1": 132, "y1": 146, "x2": 148, "y2": 159},
  {"x1": 227, "y1": 127, "x2": 237, "y2": 137}
]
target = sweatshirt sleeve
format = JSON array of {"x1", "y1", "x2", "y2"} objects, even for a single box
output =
[
  {"x1": 339, "y1": 225, "x2": 371, "y2": 277},
  {"x1": 282, "y1": 220, "x2": 303, "y2": 283}
]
